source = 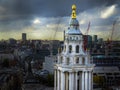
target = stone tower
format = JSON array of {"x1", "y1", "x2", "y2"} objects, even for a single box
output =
[{"x1": 54, "y1": 4, "x2": 94, "y2": 90}]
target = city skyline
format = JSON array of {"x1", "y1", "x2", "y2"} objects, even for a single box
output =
[{"x1": 0, "y1": 0, "x2": 120, "y2": 40}]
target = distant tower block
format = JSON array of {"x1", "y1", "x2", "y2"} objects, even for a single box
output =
[
  {"x1": 54, "y1": 4, "x2": 95, "y2": 90},
  {"x1": 93, "y1": 35, "x2": 97, "y2": 43},
  {"x1": 22, "y1": 33, "x2": 27, "y2": 41}
]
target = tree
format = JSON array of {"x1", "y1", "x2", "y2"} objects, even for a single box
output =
[
  {"x1": 93, "y1": 75, "x2": 106, "y2": 88},
  {"x1": 2, "y1": 58, "x2": 9, "y2": 67},
  {"x1": 47, "y1": 74, "x2": 54, "y2": 87}
]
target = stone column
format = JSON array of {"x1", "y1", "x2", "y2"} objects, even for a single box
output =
[
  {"x1": 69, "y1": 72, "x2": 72, "y2": 90},
  {"x1": 85, "y1": 71, "x2": 88, "y2": 90},
  {"x1": 75, "y1": 72, "x2": 78, "y2": 90},
  {"x1": 82, "y1": 71, "x2": 85, "y2": 90},
  {"x1": 66, "y1": 43, "x2": 69, "y2": 54},
  {"x1": 88, "y1": 71, "x2": 91, "y2": 90},
  {"x1": 74, "y1": 57, "x2": 76, "y2": 64},
  {"x1": 79, "y1": 72, "x2": 82, "y2": 90},
  {"x1": 69, "y1": 72, "x2": 74, "y2": 90},
  {"x1": 58, "y1": 56, "x2": 60, "y2": 64},
  {"x1": 65, "y1": 72, "x2": 69, "y2": 90},
  {"x1": 91, "y1": 71, "x2": 93, "y2": 90},
  {"x1": 54, "y1": 70, "x2": 57, "y2": 90},
  {"x1": 61, "y1": 72, "x2": 65, "y2": 90},
  {"x1": 57, "y1": 70, "x2": 60, "y2": 90},
  {"x1": 73, "y1": 44, "x2": 75, "y2": 54}
]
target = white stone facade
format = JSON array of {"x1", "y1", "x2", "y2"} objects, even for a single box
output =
[{"x1": 54, "y1": 4, "x2": 94, "y2": 90}]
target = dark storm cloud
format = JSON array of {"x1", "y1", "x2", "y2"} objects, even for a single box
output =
[
  {"x1": 0, "y1": 0, "x2": 119, "y2": 25},
  {"x1": 0, "y1": 0, "x2": 119, "y2": 18},
  {"x1": 0, "y1": 0, "x2": 120, "y2": 40},
  {"x1": 0, "y1": 19, "x2": 32, "y2": 32},
  {"x1": 14, "y1": 0, "x2": 119, "y2": 17}
]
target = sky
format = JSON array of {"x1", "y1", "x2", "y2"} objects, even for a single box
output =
[{"x1": 0, "y1": 0, "x2": 120, "y2": 40}]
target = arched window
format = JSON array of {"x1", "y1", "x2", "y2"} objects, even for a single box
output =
[
  {"x1": 69, "y1": 45, "x2": 72, "y2": 53},
  {"x1": 66, "y1": 58, "x2": 69, "y2": 65},
  {"x1": 64, "y1": 45, "x2": 66, "y2": 52},
  {"x1": 75, "y1": 26, "x2": 77, "y2": 30},
  {"x1": 76, "y1": 37, "x2": 78, "y2": 40},
  {"x1": 76, "y1": 57, "x2": 79, "y2": 64},
  {"x1": 82, "y1": 57, "x2": 85, "y2": 64},
  {"x1": 76, "y1": 45, "x2": 79, "y2": 53},
  {"x1": 61, "y1": 57, "x2": 63, "y2": 63}
]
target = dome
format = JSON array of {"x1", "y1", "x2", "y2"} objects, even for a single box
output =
[
  {"x1": 66, "y1": 29, "x2": 82, "y2": 35},
  {"x1": 65, "y1": 4, "x2": 82, "y2": 35},
  {"x1": 67, "y1": 18, "x2": 82, "y2": 35},
  {"x1": 69, "y1": 18, "x2": 79, "y2": 26}
]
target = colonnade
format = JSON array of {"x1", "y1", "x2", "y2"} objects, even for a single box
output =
[{"x1": 54, "y1": 70, "x2": 93, "y2": 90}]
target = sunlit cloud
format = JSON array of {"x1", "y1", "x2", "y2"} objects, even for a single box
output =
[
  {"x1": 80, "y1": 20, "x2": 86, "y2": 24},
  {"x1": 33, "y1": 18, "x2": 41, "y2": 24},
  {"x1": 101, "y1": 5, "x2": 117, "y2": 19},
  {"x1": 0, "y1": 3, "x2": 120, "y2": 40}
]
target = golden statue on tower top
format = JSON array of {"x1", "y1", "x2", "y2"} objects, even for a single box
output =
[{"x1": 71, "y1": 4, "x2": 77, "y2": 19}]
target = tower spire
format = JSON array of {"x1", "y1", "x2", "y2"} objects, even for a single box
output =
[
  {"x1": 71, "y1": 4, "x2": 77, "y2": 19},
  {"x1": 54, "y1": 4, "x2": 95, "y2": 90}
]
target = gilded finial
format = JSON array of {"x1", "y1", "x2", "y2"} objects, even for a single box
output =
[
  {"x1": 71, "y1": 4, "x2": 77, "y2": 19},
  {"x1": 72, "y1": 4, "x2": 76, "y2": 10}
]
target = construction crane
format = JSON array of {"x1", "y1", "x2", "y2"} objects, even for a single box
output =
[
  {"x1": 110, "y1": 20, "x2": 117, "y2": 42},
  {"x1": 49, "y1": 18, "x2": 61, "y2": 56},
  {"x1": 85, "y1": 21, "x2": 90, "y2": 35},
  {"x1": 106, "y1": 20, "x2": 117, "y2": 44},
  {"x1": 106, "y1": 20, "x2": 117, "y2": 55},
  {"x1": 83, "y1": 21, "x2": 90, "y2": 51}
]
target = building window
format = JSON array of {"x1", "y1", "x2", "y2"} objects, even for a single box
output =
[
  {"x1": 76, "y1": 37, "x2": 78, "y2": 40},
  {"x1": 64, "y1": 45, "x2": 66, "y2": 52},
  {"x1": 76, "y1": 45, "x2": 79, "y2": 53},
  {"x1": 76, "y1": 57, "x2": 79, "y2": 64},
  {"x1": 82, "y1": 57, "x2": 85, "y2": 64},
  {"x1": 75, "y1": 26, "x2": 77, "y2": 30},
  {"x1": 66, "y1": 58, "x2": 69, "y2": 65},
  {"x1": 69, "y1": 45, "x2": 72, "y2": 53}
]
